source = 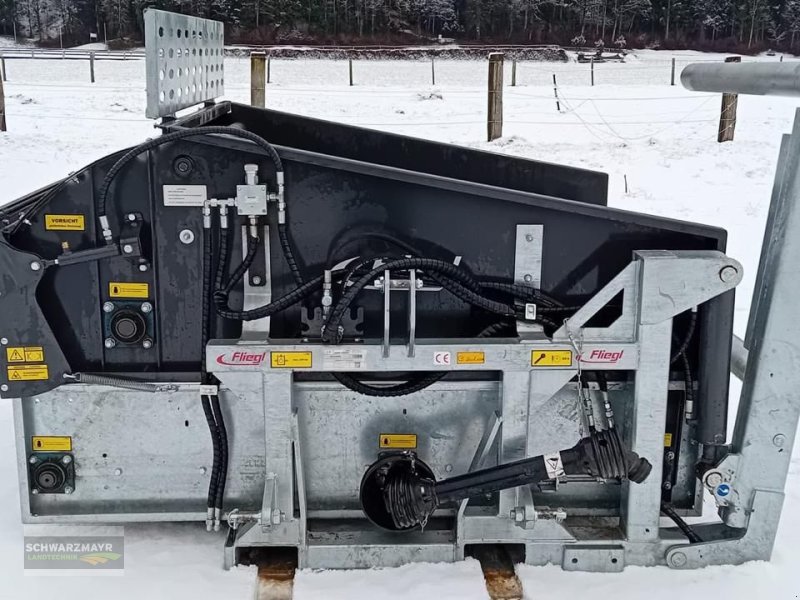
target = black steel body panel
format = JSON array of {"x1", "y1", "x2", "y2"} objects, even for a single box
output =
[{"x1": 0, "y1": 103, "x2": 733, "y2": 452}]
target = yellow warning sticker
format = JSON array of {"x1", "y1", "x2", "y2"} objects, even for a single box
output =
[
  {"x1": 45, "y1": 214, "x2": 85, "y2": 231},
  {"x1": 270, "y1": 351, "x2": 312, "y2": 368},
  {"x1": 7, "y1": 364, "x2": 49, "y2": 381},
  {"x1": 6, "y1": 347, "x2": 45, "y2": 363},
  {"x1": 531, "y1": 350, "x2": 573, "y2": 367},
  {"x1": 379, "y1": 434, "x2": 418, "y2": 449},
  {"x1": 664, "y1": 433, "x2": 673, "y2": 447},
  {"x1": 457, "y1": 351, "x2": 485, "y2": 365},
  {"x1": 32, "y1": 436, "x2": 72, "y2": 452},
  {"x1": 109, "y1": 282, "x2": 149, "y2": 299}
]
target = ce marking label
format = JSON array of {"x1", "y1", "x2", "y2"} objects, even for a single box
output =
[{"x1": 433, "y1": 351, "x2": 452, "y2": 366}]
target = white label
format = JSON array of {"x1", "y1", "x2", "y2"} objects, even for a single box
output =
[
  {"x1": 163, "y1": 185, "x2": 208, "y2": 207},
  {"x1": 433, "y1": 351, "x2": 452, "y2": 366},
  {"x1": 324, "y1": 348, "x2": 366, "y2": 370},
  {"x1": 199, "y1": 384, "x2": 219, "y2": 395},
  {"x1": 543, "y1": 452, "x2": 565, "y2": 479}
]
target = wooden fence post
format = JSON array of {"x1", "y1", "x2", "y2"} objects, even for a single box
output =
[
  {"x1": 349, "y1": 59, "x2": 354, "y2": 86},
  {"x1": 487, "y1": 52, "x2": 504, "y2": 141},
  {"x1": 590, "y1": 57, "x2": 594, "y2": 86},
  {"x1": 671, "y1": 57, "x2": 676, "y2": 86},
  {"x1": 511, "y1": 59, "x2": 517, "y2": 86},
  {"x1": 0, "y1": 64, "x2": 6, "y2": 132},
  {"x1": 718, "y1": 56, "x2": 741, "y2": 143},
  {"x1": 250, "y1": 51, "x2": 266, "y2": 108},
  {"x1": 431, "y1": 57, "x2": 435, "y2": 85},
  {"x1": 89, "y1": 51, "x2": 95, "y2": 83}
]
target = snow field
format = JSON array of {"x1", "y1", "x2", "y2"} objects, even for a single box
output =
[{"x1": 1, "y1": 50, "x2": 799, "y2": 599}]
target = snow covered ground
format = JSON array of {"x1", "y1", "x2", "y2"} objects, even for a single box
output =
[{"x1": 1, "y1": 50, "x2": 799, "y2": 599}]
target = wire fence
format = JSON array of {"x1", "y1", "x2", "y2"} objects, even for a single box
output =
[{"x1": 0, "y1": 53, "x2": 770, "y2": 144}]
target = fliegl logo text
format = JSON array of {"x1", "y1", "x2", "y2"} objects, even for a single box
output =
[
  {"x1": 216, "y1": 351, "x2": 267, "y2": 366},
  {"x1": 579, "y1": 349, "x2": 625, "y2": 364}
]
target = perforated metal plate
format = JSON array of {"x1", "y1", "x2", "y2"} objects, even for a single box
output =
[{"x1": 144, "y1": 9, "x2": 225, "y2": 119}]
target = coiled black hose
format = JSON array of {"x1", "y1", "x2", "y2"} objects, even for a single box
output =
[
  {"x1": 332, "y1": 320, "x2": 512, "y2": 398},
  {"x1": 323, "y1": 257, "x2": 516, "y2": 344},
  {"x1": 279, "y1": 224, "x2": 304, "y2": 286},
  {"x1": 97, "y1": 126, "x2": 283, "y2": 240},
  {"x1": 211, "y1": 393, "x2": 229, "y2": 515},
  {"x1": 201, "y1": 228, "x2": 221, "y2": 515},
  {"x1": 215, "y1": 275, "x2": 324, "y2": 321}
]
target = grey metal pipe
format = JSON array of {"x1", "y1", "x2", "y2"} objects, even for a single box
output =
[
  {"x1": 681, "y1": 62, "x2": 800, "y2": 97},
  {"x1": 731, "y1": 334, "x2": 748, "y2": 381}
]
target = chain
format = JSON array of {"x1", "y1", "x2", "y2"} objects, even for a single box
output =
[{"x1": 564, "y1": 317, "x2": 594, "y2": 435}]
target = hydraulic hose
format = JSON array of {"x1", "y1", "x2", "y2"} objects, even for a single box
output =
[
  {"x1": 96, "y1": 126, "x2": 283, "y2": 243},
  {"x1": 215, "y1": 275, "x2": 324, "y2": 321},
  {"x1": 200, "y1": 227, "x2": 221, "y2": 528},
  {"x1": 323, "y1": 257, "x2": 516, "y2": 343},
  {"x1": 332, "y1": 320, "x2": 512, "y2": 398},
  {"x1": 211, "y1": 393, "x2": 229, "y2": 527},
  {"x1": 279, "y1": 223, "x2": 304, "y2": 286}
]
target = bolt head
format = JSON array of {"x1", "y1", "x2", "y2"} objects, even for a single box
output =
[
  {"x1": 138, "y1": 264, "x2": 148, "y2": 272},
  {"x1": 127, "y1": 213, "x2": 137, "y2": 222},
  {"x1": 142, "y1": 339, "x2": 153, "y2": 350},
  {"x1": 30, "y1": 261, "x2": 41, "y2": 271},
  {"x1": 670, "y1": 551, "x2": 687, "y2": 568},
  {"x1": 251, "y1": 275, "x2": 262, "y2": 286},
  {"x1": 61, "y1": 455, "x2": 72, "y2": 465},
  {"x1": 773, "y1": 433, "x2": 787, "y2": 447},
  {"x1": 525, "y1": 234, "x2": 534, "y2": 242},
  {"x1": 114, "y1": 468, "x2": 123, "y2": 476},
  {"x1": 102, "y1": 302, "x2": 115, "y2": 313},
  {"x1": 122, "y1": 244, "x2": 134, "y2": 254},
  {"x1": 31, "y1": 488, "x2": 39, "y2": 495},
  {"x1": 29, "y1": 455, "x2": 38, "y2": 464},
  {"x1": 719, "y1": 265, "x2": 739, "y2": 283},
  {"x1": 1, "y1": 384, "x2": 8, "y2": 392},
  {"x1": 0, "y1": 337, "x2": 7, "y2": 345},
  {"x1": 104, "y1": 338, "x2": 116, "y2": 349},
  {"x1": 179, "y1": 229, "x2": 195, "y2": 245},
  {"x1": 63, "y1": 486, "x2": 74, "y2": 495},
  {"x1": 140, "y1": 302, "x2": 152, "y2": 314},
  {"x1": 523, "y1": 274, "x2": 533, "y2": 283},
  {"x1": 705, "y1": 471, "x2": 723, "y2": 487}
]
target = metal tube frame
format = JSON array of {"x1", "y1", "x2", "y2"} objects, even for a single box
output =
[{"x1": 211, "y1": 248, "x2": 743, "y2": 570}]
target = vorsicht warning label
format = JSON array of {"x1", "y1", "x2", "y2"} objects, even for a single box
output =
[
  {"x1": 7, "y1": 365, "x2": 49, "y2": 381},
  {"x1": 45, "y1": 214, "x2": 85, "y2": 231}
]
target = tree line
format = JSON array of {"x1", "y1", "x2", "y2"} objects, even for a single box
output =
[{"x1": 1, "y1": 0, "x2": 799, "y2": 52}]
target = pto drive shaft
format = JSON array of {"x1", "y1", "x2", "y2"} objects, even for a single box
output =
[{"x1": 360, "y1": 428, "x2": 652, "y2": 531}]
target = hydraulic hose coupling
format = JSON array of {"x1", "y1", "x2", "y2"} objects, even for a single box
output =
[
  {"x1": 99, "y1": 215, "x2": 113, "y2": 245},
  {"x1": 277, "y1": 171, "x2": 286, "y2": 225},
  {"x1": 202, "y1": 204, "x2": 212, "y2": 230},
  {"x1": 248, "y1": 216, "x2": 259, "y2": 239},
  {"x1": 220, "y1": 204, "x2": 229, "y2": 230}
]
